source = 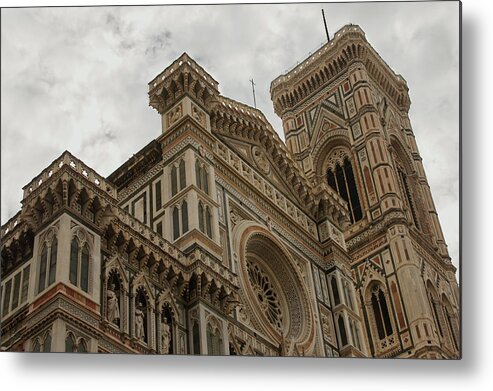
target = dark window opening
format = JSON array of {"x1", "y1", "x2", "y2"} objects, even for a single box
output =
[{"x1": 327, "y1": 157, "x2": 363, "y2": 224}]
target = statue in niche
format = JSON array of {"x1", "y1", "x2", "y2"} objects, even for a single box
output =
[
  {"x1": 161, "y1": 318, "x2": 171, "y2": 354},
  {"x1": 106, "y1": 283, "x2": 120, "y2": 325},
  {"x1": 192, "y1": 105, "x2": 204, "y2": 125},
  {"x1": 135, "y1": 303, "x2": 145, "y2": 341},
  {"x1": 169, "y1": 105, "x2": 182, "y2": 125}
]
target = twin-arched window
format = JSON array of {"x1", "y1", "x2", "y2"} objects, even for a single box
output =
[
  {"x1": 195, "y1": 159, "x2": 209, "y2": 194},
  {"x1": 370, "y1": 286, "x2": 393, "y2": 340},
  {"x1": 171, "y1": 159, "x2": 186, "y2": 196},
  {"x1": 32, "y1": 332, "x2": 51, "y2": 352},
  {"x1": 327, "y1": 157, "x2": 363, "y2": 224},
  {"x1": 172, "y1": 200, "x2": 189, "y2": 240},
  {"x1": 69, "y1": 238, "x2": 90, "y2": 293},
  {"x1": 65, "y1": 333, "x2": 88, "y2": 352},
  {"x1": 37, "y1": 236, "x2": 58, "y2": 294},
  {"x1": 198, "y1": 201, "x2": 212, "y2": 239}
]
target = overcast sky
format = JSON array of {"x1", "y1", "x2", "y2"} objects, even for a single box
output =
[{"x1": 1, "y1": 1, "x2": 459, "y2": 271}]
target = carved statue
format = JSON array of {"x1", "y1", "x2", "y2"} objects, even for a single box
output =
[
  {"x1": 170, "y1": 105, "x2": 182, "y2": 124},
  {"x1": 135, "y1": 304, "x2": 145, "y2": 341},
  {"x1": 106, "y1": 284, "x2": 120, "y2": 325},
  {"x1": 161, "y1": 318, "x2": 171, "y2": 354}
]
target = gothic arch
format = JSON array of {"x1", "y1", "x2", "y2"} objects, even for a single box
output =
[
  {"x1": 157, "y1": 286, "x2": 181, "y2": 325},
  {"x1": 319, "y1": 143, "x2": 365, "y2": 224},
  {"x1": 231, "y1": 221, "x2": 316, "y2": 355},
  {"x1": 390, "y1": 136, "x2": 414, "y2": 175},
  {"x1": 364, "y1": 280, "x2": 396, "y2": 349}
]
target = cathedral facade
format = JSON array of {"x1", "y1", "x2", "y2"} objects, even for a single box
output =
[{"x1": 0, "y1": 25, "x2": 460, "y2": 358}]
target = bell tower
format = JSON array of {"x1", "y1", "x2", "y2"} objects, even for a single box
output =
[{"x1": 270, "y1": 25, "x2": 459, "y2": 358}]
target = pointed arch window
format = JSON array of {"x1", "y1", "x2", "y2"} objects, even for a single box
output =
[
  {"x1": 69, "y1": 238, "x2": 90, "y2": 293},
  {"x1": 206, "y1": 323, "x2": 223, "y2": 355},
  {"x1": 343, "y1": 281, "x2": 354, "y2": 310},
  {"x1": 77, "y1": 339, "x2": 88, "y2": 353},
  {"x1": 370, "y1": 286, "x2": 393, "y2": 340},
  {"x1": 195, "y1": 158, "x2": 210, "y2": 194},
  {"x1": 192, "y1": 322, "x2": 200, "y2": 355},
  {"x1": 397, "y1": 167, "x2": 420, "y2": 229},
  {"x1": 80, "y1": 244, "x2": 89, "y2": 292},
  {"x1": 182, "y1": 201, "x2": 189, "y2": 233},
  {"x1": 198, "y1": 202, "x2": 204, "y2": 232},
  {"x1": 327, "y1": 157, "x2": 363, "y2": 224},
  {"x1": 171, "y1": 159, "x2": 187, "y2": 197},
  {"x1": 330, "y1": 277, "x2": 340, "y2": 306},
  {"x1": 32, "y1": 339, "x2": 41, "y2": 352},
  {"x1": 337, "y1": 316, "x2": 348, "y2": 347},
  {"x1": 65, "y1": 334, "x2": 76, "y2": 352},
  {"x1": 351, "y1": 320, "x2": 362, "y2": 351},
  {"x1": 172, "y1": 200, "x2": 189, "y2": 241},
  {"x1": 198, "y1": 201, "x2": 213, "y2": 239},
  {"x1": 443, "y1": 302, "x2": 459, "y2": 351},
  {"x1": 173, "y1": 207, "x2": 180, "y2": 240},
  {"x1": 43, "y1": 333, "x2": 52, "y2": 352},
  {"x1": 37, "y1": 235, "x2": 58, "y2": 294},
  {"x1": 38, "y1": 245, "x2": 48, "y2": 293}
]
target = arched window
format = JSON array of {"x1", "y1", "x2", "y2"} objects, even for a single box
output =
[
  {"x1": 344, "y1": 281, "x2": 353, "y2": 310},
  {"x1": 427, "y1": 288, "x2": 443, "y2": 338},
  {"x1": 370, "y1": 286, "x2": 393, "y2": 340},
  {"x1": 198, "y1": 202, "x2": 204, "y2": 232},
  {"x1": 351, "y1": 321, "x2": 361, "y2": 351},
  {"x1": 65, "y1": 334, "x2": 76, "y2": 352},
  {"x1": 32, "y1": 339, "x2": 41, "y2": 352},
  {"x1": 69, "y1": 239, "x2": 79, "y2": 286},
  {"x1": 77, "y1": 339, "x2": 88, "y2": 353},
  {"x1": 43, "y1": 333, "x2": 52, "y2": 352},
  {"x1": 171, "y1": 166, "x2": 178, "y2": 196},
  {"x1": 181, "y1": 201, "x2": 189, "y2": 233},
  {"x1": 443, "y1": 298, "x2": 459, "y2": 351},
  {"x1": 198, "y1": 202, "x2": 213, "y2": 239},
  {"x1": 171, "y1": 159, "x2": 187, "y2": 196},
  {"x1": 397, "y1": 167, "x2": 420, "y2": 229},
  {"x1": 48, "y1": 238, "x2": 57, "y2": 285},
  {"x1": 327, "y1": 157, "x2": 362, "y2": 224},
  {"x1": 331, "y1": 277, "x2": 340, "y2": 306},
  {"x1": 196, "y1": 159, "x2": 202, "y2": 190},
  {"x1": 80, "y1": 244, "x2": 89, "y2": 292},
  {"x1": 173, "y1": 207, "x2": 180, "y2": 240},
  {"x1": 172, "y1": 200, "x2": 189, "y2": 241},
  {"x1": 37, "y1": 234, "x2": 58, "y2": 295},
  {"x1": 179, "y1": 159, "x2": 186, "y2": 191},
  {"x1": 206, "y1": 323, "x2": 223, "y2": 356},
  {"x1": 337, "y1": 316, "x2": 348, "y2": 347},
  {"x1": 205, "y1": 207, "x2": 212, "y2": 238},
  {"x1": 203, "y1": 168, "x2": 209, "y2": 194},
  {"x1": 196, "y1": 159, "x2": 210, "y2": 194},
  {"x1": 69, "y1": 237, "x2": 91, "y2": 293},
  {"x1": 192, "y1": 322, "x2": 200, "y2": 355},
  {"x1": 38, "y1": 245, "x2": 48, "y2": 293}
]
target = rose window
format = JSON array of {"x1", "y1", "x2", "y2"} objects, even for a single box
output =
[{"x1": 246, "y1": 260, "x2": 283, "y2": 331}]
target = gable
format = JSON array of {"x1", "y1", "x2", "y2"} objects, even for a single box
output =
[{"x1": 216, "y1": 134, "x2": 301, "y2": 203}]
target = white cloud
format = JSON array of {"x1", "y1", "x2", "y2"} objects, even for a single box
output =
[{"x1": 1, "y1": 2, "x2": 459, "y2": 271}]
